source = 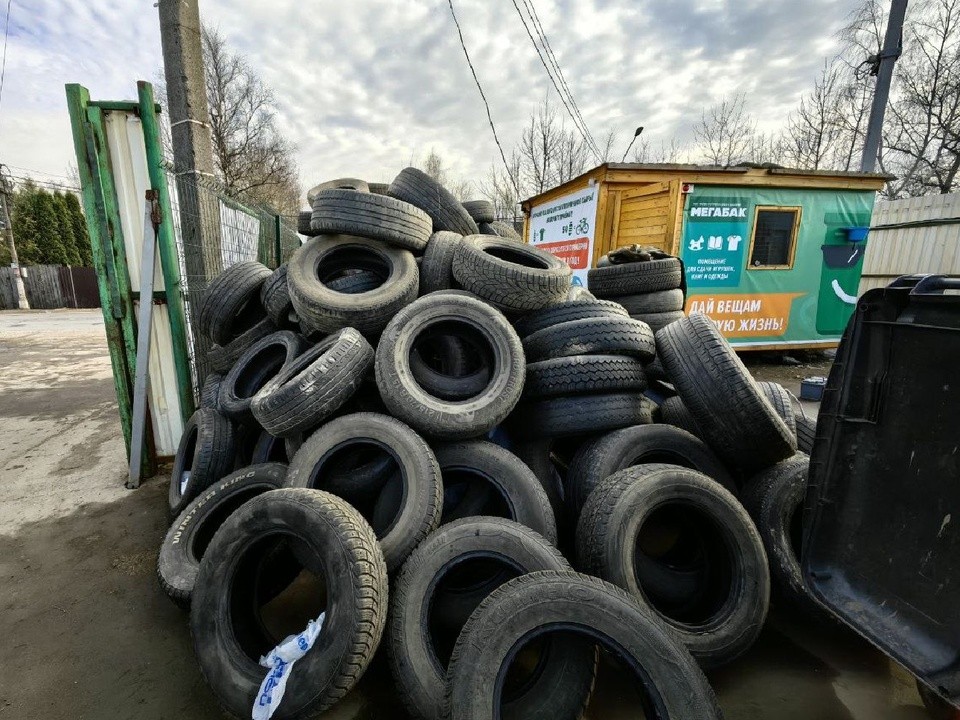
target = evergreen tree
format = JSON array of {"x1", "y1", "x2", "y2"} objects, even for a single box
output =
[
  {"x1": 51, "y1": 192, "x2": 81, "y2": 266},
  {"x1": 33, "y1": 191, "x2": 70, "y2": 265},
  {"x1": 64, "y1": 193, "x2": 92, "y2": 265},
  {"x1": 9, "y1": 185, "x2": 41, "y2": 265}
]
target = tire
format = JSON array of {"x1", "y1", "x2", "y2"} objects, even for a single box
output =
[
  {"x1": 310, "y1": 188, "x2": 432, "y2": 252},
  {"x1": 324, "y1": 269, "x2": 383, "y2": 294},
  {"x1": 408, "y1": 335, "x2": 490, "y2": 402},
  {"x1": 565, "y1": 285, "x2": 595, "y2": 301},
  {"x1": 375, "y1": 292, "x2": 525, "y2": 440},
  {"x1": 251, "y1": 327, "x2": 374, "y2": 437},
  {"x1": 260, "y1": 264, "x2": 296, "y2": 325},
  {"x1": 522, "y1": 316, "x2": 656, "y2": 363},
  {"x1": 741, "y1": 453, "x2": 812, "y2": 608},
  {"x1": 490, "y1": 219, "x2": 521, "y2": 239},
  {"x1": 206, "y1": 318, "x2": 277, "y2": 374},
  {"x1": 512, "y1": 299, "x2": 628, "y2": 338},
  {"x1": 218, "y1": 330, "x2": 306, "y2": 424},
  {"x1": 158, "y1": 463, "x2": 287, "y2": 607},
  {"x1": 250, "y1": 430, "x2": 291, "y2": 464},
  {"x1": 285, "y1": 412, "x2": 442, "y2": 571},
  {"x1": 199, "y1": 372, "x2": 223, "y2": 409},
  {"x1": 611, "y1": 289, "x2": 684, "y2": 314},
  {"x1": 657, "y1": 313, "x2": 797, "y2": 471},
  {"x1": 444, "y1": 571, "x2": 722, "y2": 720},
  {"x1": 420, "y1": 231, "x2": 463, "y2": 294},
  {"x1": 434, "y1": 441, "x2": 556, "y2": 542},
  {"x1": 567, "y1": 425, "x2": 737, "y2": 516},
  {"x1": 916, "y1": 681, "x2": 960, "y2": 720},
  {"x1": 796, "y1": 413, "x2": 816, "y2": 454},
  {"x1": 387, "y1": 167, "x2": 478, "y2": 235},
  {"x1": 524, "y1": 355, "x2": 647, "y2": 399},
  {"x1": 509, "y1": 439, "x2": 564, "y2": 521},
  {"x1": 297, "y1": 210, "x2": 318, "y2": 236},
  {"x1": 168, "y1": 408, "x2": 237, "y2": 517},
  {"x1": 287, "y1": 235, "x2": 418, "y2": 337},
  {"x1": 512, "y1": 393, "x2": 653, "y2": 439},
  {"x1": 198, "y1": 261, "x2": 272, "y2": 345},
  {"x1": 588, "y1": 257, "x2": 683, "y2": 297},
  {"x1": 452, "y1": 235, "x2": 571, "y2": 312},
  {"x1": 576, "y1": 464, "x2": 770, "y2": 668},
  {"x1": 388, "y1": 519, "x2": 588, "y2": 720},
  {"x1": 462, "y1": 199, "x2": 495, "y2": 224},
  {"x1": 758, "y1": 381, "x2": 798, "y2": 438},
  {"x1": 630, "y1": 310, "x2": 686, "y2": 333},
  {"x1": 306, "y1": 177, "x2": 369, "y2": 204},
  {"x1": 369, "y1": 182, "x2": 390, "y2": 195},
  {"x1": 190, "y1": 488, "x2": 387, "y2": 719},
  {"x1": 659, "y1": 395, "x2": 702, "y2": 436}
]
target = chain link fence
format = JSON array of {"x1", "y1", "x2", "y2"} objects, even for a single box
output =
[{"x1": 165, "y1": 169, "x2": 301, "y2": 394}]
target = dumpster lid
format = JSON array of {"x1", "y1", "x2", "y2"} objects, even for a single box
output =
[{"x1": 803, "y1": 274, "x2": 960, "y2": 708}]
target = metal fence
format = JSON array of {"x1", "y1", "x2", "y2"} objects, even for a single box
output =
[
  {"x1": 0, "y1": 265, "x2": 100, "y2": 309},
  {"x1": 164, "y1": 169, "x2": 301, "y2": 390}
]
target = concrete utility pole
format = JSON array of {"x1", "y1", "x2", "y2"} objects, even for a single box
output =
[
  {"x1": 158, "y1": 0, "x2": 222, "y2": 374},
  {"x1": 0, "y1": 166, "x2": 30, "y2": 309},
  {"x1": 860, "y1": 0, "x2": 909, "y2": 173}
]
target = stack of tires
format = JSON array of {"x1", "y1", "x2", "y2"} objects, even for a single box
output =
[
  {"x1": 587, "y1": 255, "x2": 687, "y2": 332},
  {"x1": 157, "y1": 167, "x2": 725, "y2": 719}
]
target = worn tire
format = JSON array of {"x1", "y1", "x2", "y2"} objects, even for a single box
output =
[
  {"x1": 285, "y1": 413, "x2": 442, "y2": 571},
  {"x1": 200, "y1": 372, "x2": 223, "y2": 409},
  {"x1": 250, "y1": 430, "x2": 290, "y2": 464},
  {"x1": 420, "y1": 231, "x2": 463, "y2": 294},
  {"x1": 198, "y1": 261, "x2": 272, "y2": 345},
  {"x1": 408, "y1": 335, "x2": 490, "y2": 402},
  {"x1": 159, "y1": 463, "x2": 287, "y2": 608},
  {"x1": 522, "y1": 316, "x2": 656, "y2": 363},
  {"x1": 659, "y1": 395, "x2": 702, "y2": 437},
  {"x1": 190, "y1": 488, "x2": 387, "y2": 719},
  {"x1": 287, "y1": 235, "x2": 418, "y2": 337},
  {"x1": 297, "y1": 209, "x2": 319, "y2": 236},
  {"x1": 444, "y1": 571, "x2": 722, "y2": 720},
  {"x1": 389, "y1": 519, "x2": 588, "y2": 720},
  {"x1": 742, "y1": 453, "x2": 812, "y2": 607},
  {"x1": 611, "y1": 289, "x2": 684, "y2": 314},
  {"x1": 324, "y1": 269, "x2": 383, "y2": 294},
  {"x1": 630, "y1": 310, "x2": 686, "y2": 333},
  {"x1": 588, "y1": 257, "x2": 683, "y2": 297},
  {"x1": 260, "y1": 264, "x2": 296, "y2": 325},
  {"x1": 758, "y1": 381, "x2": 798, "y2": 438},
  {"x1": 462, "y1": 199, "x2": 495, "y2": 224},
  {"x1": 512, "y1": 393, "x2": 653, "y2": 438},
  {"x1": 567, "y1": 425, "x2": 737, "y2": 516},
  {"x1": 452, "y1": 235, "x2": 571, "y2": 312},
  {"x1": 306, "y1": 177, "x2": 369, "y2": 204},
  {"x1": 524, "y1": 355, "x2": 647, "y2": 399},
  {"x1": 169, "y1": 408, "x2": 237, "y2": 517},
  {"x1": 796, "y1": 413, "x2": 816, "y2": 454},
  {"x1": 577, "y1": 464, "x2": 770, "y2": 668},
  {"x1": 512, "y1": 299, "x2": 628, "y2": 338},
  {"x1": 489, "y1": 219, "x2": 521, "y2": 239},
  {"x1": 434, "y1": 441, "x2": 556, "y2": 542},
  {"x1": 387, "y1": 167, "x2": 478, "y2": 235},
  {"x1": 375, "y1": 292, "x2": 524, "y2": 440},
  {"x1": 251, "y1": 327, "x2": 374, "y2": 437},
  {"x1": 657, "y1": 313, "x2": 796, "y2": 471},
  {"x1": 207, "y1": 318, "x2": 277, "y2": 374},
  {"x1": 310, "y1": 188, "x2": 432, "y2": 252},
  {"x1": 218, "y1": 330, "x2": 306, "y2": 424}
]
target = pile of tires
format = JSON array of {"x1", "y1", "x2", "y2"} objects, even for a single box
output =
[{"x1": 155, "y1": 168, "x2": 805, "y2": 719}]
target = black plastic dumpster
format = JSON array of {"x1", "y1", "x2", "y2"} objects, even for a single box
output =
[{"x1": 803, "y1": 275, "x2": 959, "y2": 710}]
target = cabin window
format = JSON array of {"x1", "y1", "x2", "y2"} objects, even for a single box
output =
[{"x1": 749, "y1": 207, "x2": 801, "y2": 269}]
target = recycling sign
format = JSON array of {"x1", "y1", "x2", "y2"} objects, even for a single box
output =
[{"x1": 528, "y1": 186, "x2": 599, "y2": 287}]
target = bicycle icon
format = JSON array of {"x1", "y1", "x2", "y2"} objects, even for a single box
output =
[{"x1": 576, "y1": 217, "x2": 589, "y2": 234}]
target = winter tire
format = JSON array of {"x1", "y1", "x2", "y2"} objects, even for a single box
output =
[
  {"x1": 587, "y1": 257, "x2": 683, "y2": 297},
  {"x1": 168, "y1": 408, "x2": 237, "y2": 517},
  {"x1": 387, "y1": 167, "x2": 478, "y2": 235},
  {"x1": 198, "y1": 260, "x2": 271, "y2": 345}
]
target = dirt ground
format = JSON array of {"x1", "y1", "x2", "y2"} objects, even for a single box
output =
[{"x1": 0, "y1": 310, "x2": 931, "y2": 720}]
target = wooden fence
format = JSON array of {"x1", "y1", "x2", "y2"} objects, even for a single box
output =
[{"x1": 0, "y1": 265, "x2": 100, "y2": 310}]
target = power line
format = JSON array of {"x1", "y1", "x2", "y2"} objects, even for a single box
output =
[
  {"x1": 522, "y1": 0, "x2": 601, "y2": 158},
  {"x1": 446, "y1": 0, "x2": 519, "y2": 195},
  {"x1": 6, "y1": 173, "x2": 80, "y2": 192},
  {"x1": 4, "y1": 163, "x2": 73, "y2": 180},
  {"x1": 0, "y1": 0, "x2": 11, "y2": 113},
  {"x1": 509, "y1": 0, "x2": 601, "y2": 161}
]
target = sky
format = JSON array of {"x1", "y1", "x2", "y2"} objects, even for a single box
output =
[{"x1": 0, "y1": 0, "x2": 864, "y2": 199}]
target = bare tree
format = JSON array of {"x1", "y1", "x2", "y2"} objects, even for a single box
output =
[
  {"x1": 629, "y1": 137, "x2": 686, "y2": 164},
  {"x1": 693, "y1": 93, "x2": 757, "y2": 165},
  {"x1": 415, "y1": 149, "x2": 472, "y2": 200},
  {"x1": 479, "y1": 149, "x2": 523, "y2": 221},
  {"x1": 201, "y1": 27, "x2": 301, "y2": 214},
  {"x1": 783, "y1": 62, "x2": 848, "y2": 168}
]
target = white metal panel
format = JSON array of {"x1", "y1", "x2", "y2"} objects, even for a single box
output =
[
  {"x1": 103, "y1": 111, "x2": 183, "y2": 456},
  {"x1": 859, "y1": 193, "x2": 960, "y2": 295}
]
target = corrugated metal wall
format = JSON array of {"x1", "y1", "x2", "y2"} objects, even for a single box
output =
[{"x1": 860, "y1": 193, "x2": 960, "y2": 294}]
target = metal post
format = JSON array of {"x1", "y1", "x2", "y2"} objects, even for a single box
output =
[
  {"x1": 274, "y1": 213, "x2": 282, "y2": 267},
  {"x1": 128, "y1": 193, "x2": 159, "y2": 489},
  {"x1": 860, "y1": 0, "x2": 909, "y2": 173},
  {"x1": 0, "y1": 167, "x2": 29, "y2": 309},
  {"x1": 137, "y1": 81, "x2": 196, "y2": 419}
]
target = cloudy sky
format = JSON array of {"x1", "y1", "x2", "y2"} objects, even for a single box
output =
[{"x1": 0, "y1": 0, "x2": 863, "y2": 197}]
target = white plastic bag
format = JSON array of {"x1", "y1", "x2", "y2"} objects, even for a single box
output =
[{"x1": 251, "y1": 612, "x2": 326, "y2": 720}]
